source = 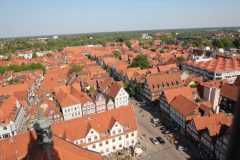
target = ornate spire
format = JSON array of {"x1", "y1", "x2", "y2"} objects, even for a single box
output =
[
  {"x1": 36, "y1": 95, "x2": 43, "y2": 118},
  {"x1": 33, "y1": 94, "x2": 54, "y2": 160}
]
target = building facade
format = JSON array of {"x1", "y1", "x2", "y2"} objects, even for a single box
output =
[
  {"x1": 52, "y1": 106, "x2": 138, "y2": 156},
  {"x1": 0, "y1": 96, "x2": 25, "y2": 140}
]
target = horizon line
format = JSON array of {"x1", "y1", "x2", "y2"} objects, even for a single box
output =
[{"x1": 1, "y1": 25, "x2": 240, "y2": 40}]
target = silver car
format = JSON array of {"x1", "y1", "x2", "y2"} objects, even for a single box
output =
[{"x1": 150, "y1": 137, "x2": 159, "y2": 145}]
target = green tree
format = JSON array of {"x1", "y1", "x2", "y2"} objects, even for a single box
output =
[
  {"x1": 212, "y1": 39, "x2": 224, "y2": 48},
  {"x1": 46, "y1": 53, "x2": 53, "y2": 57},
  {"x1": 113, "y1": 50, "x2": 121, "y2": 60},
  {"x1": 129, "y1": 54, "x2": 151, "y2": 69},
  {"x1": 176, "y1": 56, "x2": 186, "y2": 63},
  {"x1": 234, "y1": 39, "x2": 240, "y2": 48},
  {"x1": 0, "y1": 63, "x2": 46, "y2": 74},
  {"x1": 126, "y1": 41, "x2": 132, "y2": 48},
  {"x1": 68, "y1": 65, "x2": 82, "y2": 74},
  {"x1": 124, "y1": 82, "x2": 129, "y2": 89},
  {"x1": 32, "y1": 51, "x2": 37, "y2": 58},
  {"x1": 148, "y1": 40, "x2": 154, "y2": 46}
]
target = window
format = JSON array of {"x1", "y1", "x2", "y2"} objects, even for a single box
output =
[
  {"x1": 126, "y1": 134, "x2": 129, "y2": 138},
  {"x1": 118, "y1": 129, "x2": 121, "y2": 133},
  {"x1": 106, "y1": 140, "x2": 109, "y2": 144},
  {"x1": 94, "y1": 136, "x2": 98, "y2": 140},
  {"x1": 112, "y1": 138, "x2": 115, "y2": 143},
  {"x1": 119, "y1": 144, "x2": 122, "y2": 148},
  {"x1": 99, "y1": 142, "x2": 102, "y2": 147},
  {"x1": 131, "y1": 133, "x2": 134, "y2": 137},
  {"x1": 93, "y1": 144, "x2": 96, "y2": 149},
  {"x1": 119, "y1": 136, "x2": 122, "y2": 140},
  {"x1": 88, "y1": 138, "x2": 91, "y2": 142},
  {"x1": 112, "y1": 130, "x2": 115, "y2": 135},
  {"x1": 113, "y1": 146, "x2": 116, "y2": 150}
]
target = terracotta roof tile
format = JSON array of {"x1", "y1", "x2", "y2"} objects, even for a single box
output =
[
  {"x1": 52, "y1": 106, "x2": 137, "y2": 142},
  {"x1": 170, "y1": 95, "x2": 198, "y2": 117}
]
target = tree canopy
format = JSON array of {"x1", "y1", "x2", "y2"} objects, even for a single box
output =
[
  {"x1": 176, "y1": 56, "x2": 186, "y2": 63},
  {"x1": 113, "y1": 50, "x2": 121, "y2": 60},
  {"x1": 129, "y1": 54, "x2": 151, "y2": 69},
  {"x1": 212, "y1": 37, "x2": 237, "y2": 48},
  {"x1": 0, "y1": 63, "x2": 46, "y2": 74},
  {"x1": 68, "y1": 65, "x2": 82, "y2": 74}
]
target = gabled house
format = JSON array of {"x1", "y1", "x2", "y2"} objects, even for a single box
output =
[
  {"x1": 0, "y1": 95, "x2": 25, "y2": 140},
  {"x1": 106, "y1": 98, "x2": 115, "y2": 110},
  {"x1": 55, "y1": 89, "x2": 82, "y2": 121},
  {"x1": 105, "y1": 83, "x2": 129, "y2": 108},
  {"x1": 91, "y1": 92, "x2": 106, "y2": 113},
  {"x1": 200, "y1": 124, "x2": 230, "y2": 159},
  {"x1": 159, "y1": 87, "x2": 196, "y2": 117},
  {"x1": 169, "y1": 95, "x2": 199, "y2": 134},
  {"x1": 186, "y1": 112, "x2": 232, "y2": 144},
  {"x1": 141, "y1": 72, "x2": 183, "y2": 102},
  {"x1": 52, "y1": 106, "x2": 138, "y2": 156}
]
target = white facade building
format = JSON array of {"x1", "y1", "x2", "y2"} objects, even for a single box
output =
[
  {"x1": 106, "y1": 83, "x2": 129, "y2": 108},
  {"x1": 53, "y1": 106, "x2": 138, "y2": 156},
  {"x1": 0, "y1": 96, "x2": 25, "y2": 140},
  {"x1": 182, "y1": 57, "x2": 240, "y2": 83},
  {"x1": 18, "y1": 51, "x2": 33, "y2": 59},
  {"x1": 114, "y1": 88, "x2": 129, "y2": 108},
  {"x1": 61, "y1": 104, "x2": 82, "y2": 121}
]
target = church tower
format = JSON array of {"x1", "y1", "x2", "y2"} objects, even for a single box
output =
[{"x1": 33, "y1": 95, "x2": 53, "y2": 160}]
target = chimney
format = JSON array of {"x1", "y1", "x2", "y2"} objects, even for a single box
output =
[
  {"x1": 203, "y1": 86, "x2": 220, "y2": 112},
  {"x1": 210, "y1": 87, "x2": 220, "y2": 112}
]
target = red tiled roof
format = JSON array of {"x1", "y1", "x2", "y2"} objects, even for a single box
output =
[
  {"x1": 220, "y1": 83, "x2": 240, "y2": 101},
  {"x1": 157, "y1": 64, "x2": 178, "y2": 72},
  {"x1": 193, "y1": 112, "x2": 233, "y2": 132},
  {"x1": 184, "y1": 57, "x2": 240, "y2": 73},
  {"x1": 0, "y1": 95, "x2": 20, "y2": 125},
  {"x1": 170, "y1": 95, "x2": 198, "y2": 117},
  {"x1": 0, "y1": 131, "x2": 103, "y2": 160},
  {"x1": 163, "y1": 87, "x2": 197, "y2": 103},
  {"x1": 52, "y1": 106, "x2": 137, "y2": 142},
  {"x1": 146, "y1": 72, "x2": 183, "y2": 92},
  {"x1": 106, "y1": 83, "x2": 122, "y2": 99}
]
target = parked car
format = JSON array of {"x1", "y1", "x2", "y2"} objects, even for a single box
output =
[
  {"x1": 150, "y1": 137, "x2": 159, "y2": 145},
  {"x1": 160, "y1": 127, "x2": 166, "y2": 131},
  {"x1": 162, "y1": 130, "x2": 170, "y2": 134},
  {"x1": 151, "y1": 118, "x2": 160, "y2": 125},
  {"x1": 156, "y1": 136, "x2": 165, "y2": 144},
  {"x1": 176, "y1": 145, "x2": 187, "y2": 151}
]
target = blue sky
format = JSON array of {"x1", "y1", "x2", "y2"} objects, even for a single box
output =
[{"x1": 0, "y1": 0, "x2": 240, "y2": 38}]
